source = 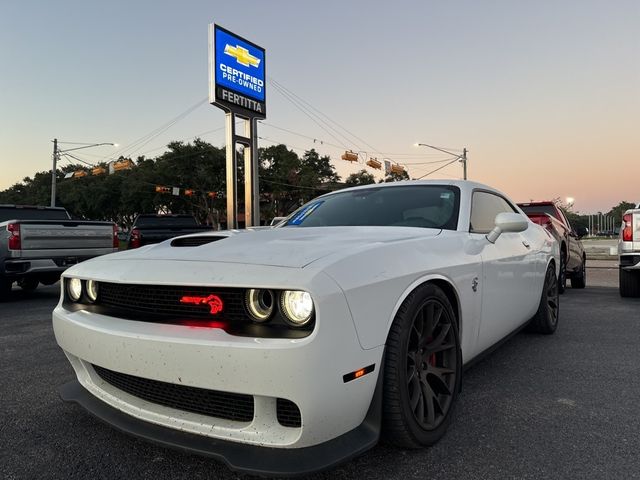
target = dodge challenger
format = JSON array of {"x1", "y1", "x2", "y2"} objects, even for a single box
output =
[{"x1": 53, "y1": 180, "x2": 560, "y2": 476}]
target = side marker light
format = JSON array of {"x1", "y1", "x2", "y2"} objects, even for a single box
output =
[{"x1": 343, "y1": 364, "x2": 375, "y2": 383}]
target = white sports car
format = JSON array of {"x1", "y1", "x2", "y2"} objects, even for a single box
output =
[{"x1": 53, "y1": 180, "x2": 559, "y2": 476}]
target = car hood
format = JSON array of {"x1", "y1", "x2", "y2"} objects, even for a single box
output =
[{"x1": 105, "y1": 226, "x2": 441, "y2": 269}]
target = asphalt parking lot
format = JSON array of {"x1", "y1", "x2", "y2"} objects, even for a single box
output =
[{"x1": 2, "y1": 264, "x2": 639, "y2": 480}]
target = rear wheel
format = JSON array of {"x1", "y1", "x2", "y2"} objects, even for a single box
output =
[
  {"x1": 570, "y1": 257, "x2": 586, "y2": 289},
  {"x1": 528, "y1": 264, "x2": 559, "y2": 334},
  {"x1": 619, "y1": 269, "x2": 640, "y2": 297},
  {"x1": 383, "y1": 283, "x2": 461, "y2": 448}
]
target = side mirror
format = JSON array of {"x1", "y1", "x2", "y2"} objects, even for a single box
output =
[
  {"x1": 576, "y1": 227, "x2": 588, "y2": 238},
  {"x1": 486, "y1": 212, "x2": 528, "y2": 244}
]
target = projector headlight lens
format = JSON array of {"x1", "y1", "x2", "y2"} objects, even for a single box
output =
[
  {"x1": 86, "y1": 280, "x2": 99, "y2": 302},
  {"x1": 246, "y1": 289, "x2": 274, "y2": 322},
  {"x1": 280, "y1": 290, "x2": 314, "y2": 327},
  {"x1": 67, "y1": 278, "x2": 82, "y2": 301}
]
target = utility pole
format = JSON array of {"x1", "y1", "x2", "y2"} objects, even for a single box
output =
[
  {"x1": 462, "y1": 148, "x2": 468, "y2": 180},
  {"x1": 50, "y1": 138, "x2": 58, "y2": 207},
  {"x1": 416, "y1": 143, "x2": 468, "y2": 180},
  {"x1": 49, "y1": 140, "x2": 115, "y2": 207}
]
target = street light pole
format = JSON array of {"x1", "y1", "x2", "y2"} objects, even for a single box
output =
[
  {"x1": 51, "y1": 138, "x2": 59, "y2": 207},
  {"x1": 462, "y1": 148, "x2": 467, "y2": 180},
  {"x1": 50, "y1": 140, "x2": 116, "y2": 207}
]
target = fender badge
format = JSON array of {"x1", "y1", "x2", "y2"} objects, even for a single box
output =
[{"x1": 472, "y1": 277, "x2": 479, "y2": 292}]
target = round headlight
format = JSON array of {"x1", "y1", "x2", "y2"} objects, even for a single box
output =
[
  {"x1": 86, "y1": 280, "x2": 99, "y2": 302},
  {"x1": 280, "y1": 290, "x2": 314, "y2": 327},
  {"x1": 67, "y1": 278, "x2": 82, "y2": 301},
  {"x1": 246, "y1": 289, "x2": 274, "y2": 322}
]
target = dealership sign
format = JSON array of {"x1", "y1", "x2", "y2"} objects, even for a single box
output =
[{"x1": 209, "y1": 24, "x2": 266, "y2": 117}]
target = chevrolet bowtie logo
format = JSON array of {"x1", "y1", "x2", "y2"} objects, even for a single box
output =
[{"x1": 224, "y1": 44, "x2": 260, "y2": 68}]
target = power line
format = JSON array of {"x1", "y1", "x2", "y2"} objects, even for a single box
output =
[
  {"x1": 60, "y1": 152, "x2": 99, "y2": 167},
  {"x1": 269, "y1": 77, "x2": 387, "y2": 158},
  {"x1": 415, "y1": 158, "x2": 461, "y2": 179},
  {"x1": 137, "y1": 126, "x2": 226, "y2": 157},
  {"x1": 100, "y1": 97, "x2": 207, "y2": 162},
  {"x1": 269, "y1": 81, "x2": 351, "y2": 149}
]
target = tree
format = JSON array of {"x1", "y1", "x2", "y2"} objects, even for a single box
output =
[
  {"x1": 0, "y1": 141, "x2": 348, "y2": 226},
  {"x1": 345, "y1": 169, "x2": 376, "y2": 186},
  {"x1": 607, "y1": 201, "x2": 637, "y2": 222}
]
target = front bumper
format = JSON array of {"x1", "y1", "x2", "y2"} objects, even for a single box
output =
[
  {"x1": 53, "y1": 266, "x2": 385, "y2": 472},
  {"x1": 59, "y1": 371, "x2": 382, "y2": 477}
]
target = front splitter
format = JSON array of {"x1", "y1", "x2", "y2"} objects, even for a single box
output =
[{"x1": 59, "y1": 378, "x2": 382, "y2": 477}]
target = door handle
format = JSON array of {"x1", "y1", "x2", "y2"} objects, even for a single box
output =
[{"x1": 522, "y1": 240, "x2": 531, "y2": 248}]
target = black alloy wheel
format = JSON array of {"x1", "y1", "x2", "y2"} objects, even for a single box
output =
[
  {"x1": 558, "y1": 250, "x2": 567, "y2": 294},
  {"x1": 528, "y1": 263, "x2": 559, "y2": 334},
  {"x1": 570, "y1": 257, "x2": 586, "y2": 289},
  {"x1": 383, "y1": 283, "x2": 461, "y2": 448}
]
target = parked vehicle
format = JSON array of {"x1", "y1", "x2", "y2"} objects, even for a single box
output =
[
  {"x1": 54, "y1": 180, "x2": 560, "y2": 476},
  {"x1": 1, "y1": 205, "x2": 117, "y2": 299},
  {"x1": 619, "y1": 206, "x2": 640, "y2": 297},
  {"x1": 126, "y1": 214, "x2": 213, "y2": 249},
  {"x1": 518, "y1": 201, "x2": 587, "y2": 293}
]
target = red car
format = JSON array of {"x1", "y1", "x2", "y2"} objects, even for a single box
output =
[{"x1": 518, "y1": 201, "x2": 587, "y2": 293}]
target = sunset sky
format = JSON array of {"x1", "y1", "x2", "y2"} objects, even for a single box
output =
[{"x1": 1, "y1": 0, "x2": 638, "y2": 213}]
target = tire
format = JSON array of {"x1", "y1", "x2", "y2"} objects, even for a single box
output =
[
  {"x1": 39, "y1": 274, "x2": 60, "y2": 286},
  {"x1": 570, "y1": 257, "x2": 586, "y2": 289},
  {"x1": 18, "y1": 277, "x2": 39, "y2": 292},
  {"x1": 619, "y1": 268, "x2": 640, "y2": 298},
  {"x1": 382, "y1": 283, "x2": 462, "y2": 448},
  {"x1": 528, "y1": 264, "x2": 560, "y2": 334},
  {"x1": 0, "y1": 277, "x2": 12, "y2": 301},
  {"x1": 558, "y1": 250, "x2": 567, "y2": 294}
]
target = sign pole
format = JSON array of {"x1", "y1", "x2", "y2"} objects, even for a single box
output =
[
  {"x1": 225, "y1": 112, "x2": 238, "y2": 229},
  {"x1": 209, "y1": 23, "x2": 266, "y2": 228},
  {"x1": 244, "y1": 117, "x2": 260, "y2": 226}
]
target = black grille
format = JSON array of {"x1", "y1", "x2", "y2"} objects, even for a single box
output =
[
  {"x1": 97, "y1": 282, "x2": 247, "y2": 320},
  {"x1": 277, "y1": 398, "x2": 302, "y2": 428},
  {"x1": 92, "y1": 364, "x2": 255, "y2": 422}
]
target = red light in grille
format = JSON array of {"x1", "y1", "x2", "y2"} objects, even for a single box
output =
[
  {"x1": 180, "y1": 294, "x2": 224, "y2": 315},
  {"x1": 623, "y1": 214, "x2": 633, "y2": 242},
  {"x1": 7, "y1": 223, "x2": 21, "y2": 250},
  {"x1": 179, "y1": 320, "x2": 227, "y2": 329}
]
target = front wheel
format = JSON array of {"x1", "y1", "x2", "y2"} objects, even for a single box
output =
[
  {"x1": 382, "y1": 283, "x2": 461, "y2": 448},
  {"x1": 18, "y1": 277, "x2": 39, "y2": 292},
  {"x1": 528, "y1": 264, "x2": 560, "y2": 334},
  {"x1": 620, "y1": 268, "x2": 640, "y2": 297},
  {"x1": 0, "y1": 277, "x2": 12, "y2": 301}
]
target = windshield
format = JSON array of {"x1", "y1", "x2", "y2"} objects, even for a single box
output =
[
  {"x1": 519, "y1": 204, "x2": 558, "y2": 219},
  {"x1": 134, "y1": 216, "x2": 198, "y2": 228},
  {"x1": 283, "y1": 185, "x2": 460, "y2": 230}
]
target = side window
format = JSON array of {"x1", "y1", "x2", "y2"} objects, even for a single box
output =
[{"x1": 470, "y1": 191, "x2": 517, "y2": 233}]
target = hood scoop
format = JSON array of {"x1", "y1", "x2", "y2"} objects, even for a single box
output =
[{"x1": 170, "y1": 236, "x2": 227, "y2": 247}]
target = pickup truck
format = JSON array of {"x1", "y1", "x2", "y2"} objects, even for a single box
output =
[
  {"x1": 1, "y1": 205, "x2": 118, "y2": 299},
  {"x1": 518, "y1": 201, "x2": 587, "y2": 293},
  {"x1": 126, "y1": 214, "x2": 213, "y2": 249},
  {"x1": 619, "y1": 205, "x2": 640, "y2": 297}
]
